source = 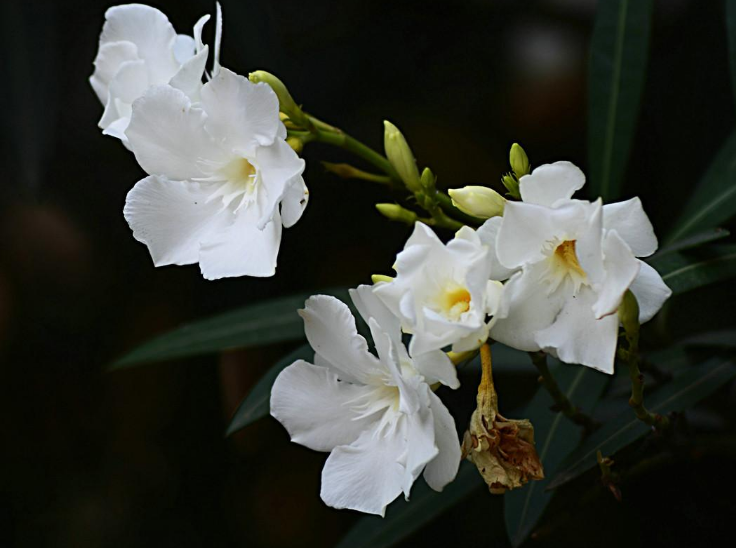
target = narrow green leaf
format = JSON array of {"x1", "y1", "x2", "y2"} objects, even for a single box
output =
[
  {"x1": 666, "y1": 131, "x2": 736, "y2": 243},
  {"x1": 649, "y1": 244, "x2": 736, "y2": 295},
  {"x1": 652, "y1": 228, "x2": 730, "y2": 258},
  {"x1": 110, "y1": 288, "x2": 349, "y2": 370},
  {"x1": 335, "y1": 462, "x2": 482, "y2": 548},
  {"x1": 504, "y1": 365, "x2": 609, "y2": 547},
  {"x1": 587, "y1": 0, "x2": 653, "y2": 201},
  {"x1": 684, "y1": 329, "x2": 736, "y2": 349},
  {"x1": 547, "y1": 358, "x2": 736, "y2": 490},
  {"x1": 225, "y1": 344, "x2": 313, "y2": 437}
]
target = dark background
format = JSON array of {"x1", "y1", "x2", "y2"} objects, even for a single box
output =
[{"x1": 1, "y1": 0, "x2": 735, "y2": 546}]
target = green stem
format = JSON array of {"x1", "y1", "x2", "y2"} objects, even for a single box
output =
[
  {"x1": 530, "y1": 352, "x2": 600, "y2": 433},
  {"x1": 621, "y1": 326, "x2": 670, "y2": 429}
]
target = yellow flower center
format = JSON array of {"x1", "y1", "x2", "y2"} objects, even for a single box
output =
[
  {"x1": 553, "y1": 240, "x2": 585, "y2": 276},
  {"x1": 545, "y1": 239, "x2": 587, "y2": 294},
  {"x1": 221, "y1": 157, "x2": 257, "y2": 191},
  {"x1": 442, "y1": 287, "x2": 471, "y2": 320}
]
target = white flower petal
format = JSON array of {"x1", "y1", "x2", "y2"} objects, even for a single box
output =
[
  {"x1": 320, "y1": 421, "x2": 406, "y2": 516},
  {"x1": 100, "y1": 4, "x2": 180, "y2": 84},
  {"x1": 535, "y1": 287, "x2": 619, "y2": 374},
  {"x1": 124, "y1": 175, "x2": 226, "y2": 266},
  {"x1": 630, "y1": 260, "x2": 672, "y2": 323},
  {"x1": 497, "y1": 200, "x2": 594, "y2": 269},
  {"x1": 280, "y1": 176, "x2": 309, "y2": 228},
  {"x1": 451, "y1": 322, "x2": 491, "y2": 353},
  {"x1": 99, "y1": 59, "x2": 148, "y2": 131},
  {"x1": 575, "y1": 200, "x2": 605, "y2": 284},
  {"x1": 126, "y1": 85, "x2": 227, "y2": 180},
  {"x1": 173, "y1": 34, "x2": 195, "y2": 65},
  {"x1": 476, "y1": 217, "x2": 518, "y2": 281},
  {"x1": 200, "y1": 68, "x2": 281, "y2": 155},
  {"x1": 298, "y1": 295, "x2": 385, "y2": 385},
  {"x1": 519, "y1": 161, "x2": 585, "y2": 207},
  {"x1": 490, "y1": 265, "x2": 566, "y2": 352},
  {"x1": 370, "y1": 320, "x2": 420, "y2": 415},
  {"x1": 255, "y1": 139, "x2": 306, "y2": 229},
  {"x1": 423, "y1": 391, "x2": 461, "y2": 491},
  {"x1": 213, "y1": 2, "x2": 223, "y2": 77},
  {"x1": 602, "y1": 197, "x2": 658, "y2": 257},
  {"x1": 192, "y1": 14, "x2": 211, "y2": 54},
  {"x1": 350, "y1": 285, "x2": 402, "y2": 345},
  {"x1": 411, "y1": 350, "x2": 460, "y2": 389},
  {"x1": 270, "y1": 360, "x2": 381, "y2": 452},
  {"x1": 399, "y1": 401, "x2": 438, "y2": 499},
  {"x1": 592, "y1": 230, "x2": 641, "y2": 319},
  {"x1": 89, "y1": 40, "x2": 139, "y2": 104},
  {"x1": 169, "y1": 45, "x2": 208, "y2": 101},
  {"x1": 198, "y1": 205, "x2": 281, "y2": 279}
]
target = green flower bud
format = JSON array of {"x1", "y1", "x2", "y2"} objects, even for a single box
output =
[
  {"x1": 375, "y1": 203, "x2": 418, "y2": 224},
  {"x1": 249, "y1": 70, "x2": 308, "y2": 127},
  {"x1": 449, "y1": 186, "x2": 506, "y2": 219},
  {"x1": 619, "y1": 290, "x2": 640, "y2": 335},
  {"x1": 510, "y1": 143, "x2": 530, "y2": 178},
  {"x1": 420, "y1": 167, "x2": 436, "y2": 194},
  {"x1": 371, "y1": 274, "x2": 394, "y2": 284},
  {"x1": 383, "y1": 121, "x2": 422, "y2": 192},
  {"x1": 501, "y1": 173, "x2": 521, "y2": 199}
]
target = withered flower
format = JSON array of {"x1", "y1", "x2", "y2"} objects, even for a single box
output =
[{"x1": 461, "y1": 344, "x2": 544, "y2": 493}]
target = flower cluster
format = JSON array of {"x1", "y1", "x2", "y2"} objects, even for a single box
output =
[
  {"x1": 91, "y1": 4, "x2": 308, "y2": 279},
  {"x1": 92, "y1": 4, "x2": 673, "y2": 518}
]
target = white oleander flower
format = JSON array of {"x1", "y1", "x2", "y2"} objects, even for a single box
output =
[
  {"x1": 90, "y1": 3, "x2": 221, "y2": 143},
  {"x1": 373, "y1": 222, "x2": 505, "y2": 355},
  {"x1": 123, "y1": 67, "x2": 308, "y2": 279},
  {"x1": 270, "y1": 287, "x2": 461, "y2": 516},
  {"x1": 488, "y1": 161, "x2": 672, "y2": 373}
]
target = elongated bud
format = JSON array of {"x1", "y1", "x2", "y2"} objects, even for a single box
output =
[
  {"x1": 420, "y1": 167, "x2": 436, "y2": 194},
  {"x1": 249, "y1": 71, "x2": 308, "y2": 127},
  {"x1": 375, "y1": 203, "x2": 418, "y2": 224},
  {"x1": 383, "y1": 121, "x2": 421, "y2": 192},
  {"x1": 619, "y1": 290, "x2": 640, "y2": 334},
  {"x1": 449, "y1": 186, "x2": 506, "y2": 219},
  {"x1": 371, "y1": 274, "x2": 394, "y2": 284},
  {"x1": 510, "y1": 143, "x2": 530, "y2": 178}
]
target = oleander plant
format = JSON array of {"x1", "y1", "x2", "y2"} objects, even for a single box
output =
[{"x1": 90, "y1": 2, "x2": 736, "y2": 547}]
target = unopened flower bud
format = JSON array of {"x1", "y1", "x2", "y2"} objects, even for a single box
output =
[
  {"x1": 619, "y1": 289, "x2": 640, "y2": 334},
  {"x1": 371, "y1": 274, "x2": 394, "y2": 284},
  {"x1": 420, "y1": 167, "x2": 436, "y2": 194},
  {"x1": 510, "y1": 143, "x2": 530, "y2": 178},
  {"x1": 249, "y1": 70, "x2": 308, "y2": 127},
  {"x1": 286, "y1": 136, "x2": 303, "y2": 154},
  {"x1": 501, "y1": 173, "x2": 521, "y2": 199},
  {"x1": 448, "y1": 186, "x2": 506, "y2": 219},
  {"x1": 375, "y1": 203, "x2": 418, "y2": 224},
  {"x1": 384, "y1": 121, "x2": 422, "y2": 192}
]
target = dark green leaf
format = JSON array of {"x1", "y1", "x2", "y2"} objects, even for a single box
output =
[
  {"x1": 462, "y1": 343, "x2": 537, "y2": 375},
  {"x1": 547, "y1": 358, "x2": 736, "y2": 490},
  {"x1": 727, "y1": 0, "x2": 736, "y2": 108},
  {"x1": 652, "y1": 228, "x2": 730, "y2": 258},
  {"x1": 504, "y1": 365, "x2": 609, "y2": 547},
  {"x1": 225, "y1": 344, "x2": 313, "y2": 437},
  {"x1": 649, "y1": 245, "x2": 736, "y2": 295},
  {"x1": 666, "y1": 131, "x2": 736, "y2": 243},
  {"x1": 110, "y1": 288, "x2": 349, "y2": 370},
  {"x1": 335, "y1": 462, "x2": 482, "y2": 548},
  {"x1": 684, "y1": 329, "x2": 736, "y2": 349},
  {"x1": 587, "y1": 0, "x2": 653, "y2": 201}
]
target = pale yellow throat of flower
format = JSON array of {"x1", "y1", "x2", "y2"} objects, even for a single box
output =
[
  {"x1": 220, "y1": 157, "x2": 258, "y2": 192},
  {"x1": 439, "y1": 286, "x2": 471, "y2": 321},
  {"x1": 547, "y1": 239, "x2": 587, "y2": 292}
]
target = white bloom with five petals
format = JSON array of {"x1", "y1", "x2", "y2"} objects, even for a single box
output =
[
  {"x1": 90, "y1": 3, "x2": 221, "y2": 143},
  {"x1": 122, "y1": 67, "x2": 308, "y2": 279},
  {"x1": 373, "y1": 222, "x2": 505, "y2": 355},
  {"x1": 487, "y1": 161, "x2": 672, "y2": 373},
  {"x1": 270, "y1": 287, "x2": 461, "y2": 516}
]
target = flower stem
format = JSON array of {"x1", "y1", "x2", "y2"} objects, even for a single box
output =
[
  {"x1": 529, "y1": 351, "x2": 600, "y2": 433},
  {"x1": 291, "y1": 115, "x2": 482, "y2": 229},
  {"x1": 479, "y1": 343, "x2": 498, "y2": 412}
]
